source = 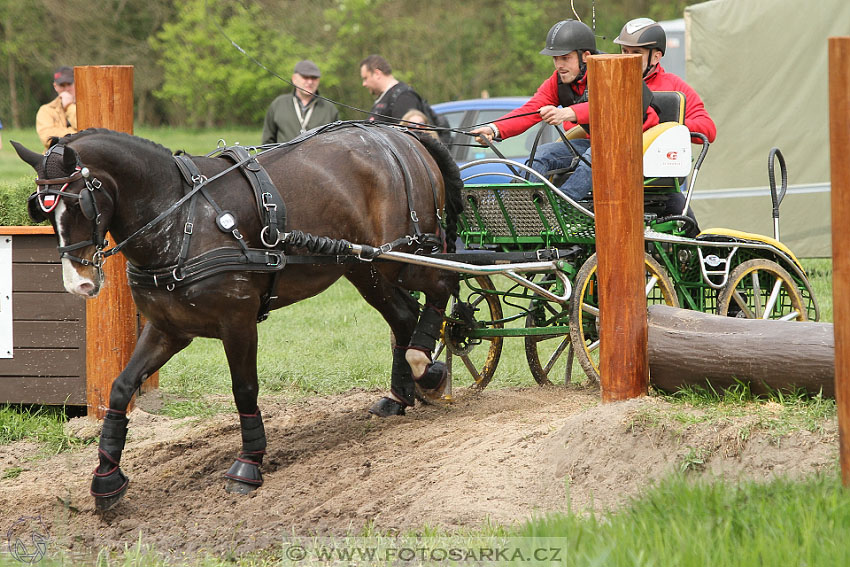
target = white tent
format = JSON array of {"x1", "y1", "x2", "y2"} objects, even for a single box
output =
[{"x1": 685, "y1": 0, "x2": 850, "y2": 257}]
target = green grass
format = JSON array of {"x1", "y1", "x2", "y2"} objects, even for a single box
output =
[
  {"x1": 0, "y1": 405, "x2": 92, "y2": 460},
  {"x1": 518, "y1": 473, "x2": 850, "y2": 567},
  {"x1": 647, "y1": 382, "x2": 837, "y2": 436},
  {"x1": 802, "y1": 257, "x2": 833, "y2": 321}
]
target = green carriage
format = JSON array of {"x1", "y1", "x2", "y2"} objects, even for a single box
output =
[{"x1": 409, "y1": 132, "x2": 819, "y2": 393}]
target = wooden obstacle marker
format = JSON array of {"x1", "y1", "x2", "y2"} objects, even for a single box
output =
[{"x1": 647, "y1": 305, "x2": 834, "y2": 398}]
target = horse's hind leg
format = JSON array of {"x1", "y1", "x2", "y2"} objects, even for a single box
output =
[
  {"x1": 401, "y1": 267, "x2": 458, "y2": 398},
  {"x1": 219, "y1": 323, "x2": 267, "y2": 494},
  {"x1": 347, "y1": 265, "x2": 456, "y2": 416},
  {"x1": 346, "y1": 267, "x2": 420, "y2": 416},
  {"x1": 92, "y1": 324, "x2": 191, "y2": 512}
]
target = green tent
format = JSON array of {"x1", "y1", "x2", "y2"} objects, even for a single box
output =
[{"x1": 685, "y1": 0, "x2": 850, "y2": 257}]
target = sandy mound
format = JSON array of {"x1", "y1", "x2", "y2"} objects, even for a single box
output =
[{"x1": 0, "y1": 387, "x2": 837, "y2": 557}]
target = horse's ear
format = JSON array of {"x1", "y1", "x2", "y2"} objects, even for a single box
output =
[
  {"x1": 11, "y1": 141, "x2": 43, "y2": 171},
  {"x1": 63, "y1": 146, "x2": 80, "y2": 172}
]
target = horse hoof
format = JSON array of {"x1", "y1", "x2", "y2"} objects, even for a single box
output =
[
  {"x1": 92, "y1": 480, "x2": 129, "y2": 513},
  {"x1": 368, "y1": 397, "x2": 406, "y2": 417},
  {"x1": 91, "y1": 467, "x2": 129, "y2": 512},
  {"x1": 224, "y1": 458, "x2": 263, "y2": 493},
  {"x1": 224, "y1": 478, "x2": 260, "y2": 495}
]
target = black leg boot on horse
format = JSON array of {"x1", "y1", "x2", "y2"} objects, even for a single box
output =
[
  {"x1": 91, "y1": 409, "x2": 130, "y2": 512},
  {"x1": 224, "y1": 409, "x2": 267, "y2": 494},
  {"x1": 369, "y1": 346, "x2": 417, "y2": 417},
  {"x1": 406, "y1": 304, "x2": 449, "y2": 402},
  {"x1": 367, "y1": 303, "x2": 449, "y2": 417}
]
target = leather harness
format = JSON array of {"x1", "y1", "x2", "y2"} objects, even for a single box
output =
[{"x1": 124, "y1": 123, "x2": 445, "y2": 321}]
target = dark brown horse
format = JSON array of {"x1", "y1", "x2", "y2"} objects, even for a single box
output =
[{"x1": 13, "y1": 122, "x2": 463, "y2": 511}]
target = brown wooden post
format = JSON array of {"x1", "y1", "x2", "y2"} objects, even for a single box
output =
[
  {"x1": 587, "y1": 54, "x2": 648, "y2": 402},
  {"x1": 75, "y1": 65, "x2": 157, "y2": 419},
  {"x1": 829, "y1": 37, "x2": 850, "y2": 486}
]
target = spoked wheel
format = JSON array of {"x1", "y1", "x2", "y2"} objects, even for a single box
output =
[
  {"x1": 569, "y1": 253, "x2": 679, "y2": 384},
  {"x1": 524, "y1": 274, "x2": 572, "y2": 386},
  {"x1": 716, "y1": 259, "x2": 807, "y2": 321},
  {"x1": 433, "y1": 275, "x2": 504, "y2": 390}
]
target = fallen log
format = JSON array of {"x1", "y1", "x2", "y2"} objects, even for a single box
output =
[{"x1": 647, "y1": 304, "x2": 834, "y2": 398}]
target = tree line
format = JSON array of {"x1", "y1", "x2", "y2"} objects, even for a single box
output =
[{"x1": 0, "y1": 0, "x2": 696, "y2": 129}]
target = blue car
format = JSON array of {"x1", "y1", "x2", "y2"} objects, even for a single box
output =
[{"x1": 431, "y1": 97, "x2": 560, "y2": 184}]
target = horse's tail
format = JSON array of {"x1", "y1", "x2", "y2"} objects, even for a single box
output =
[{"x1": 416, "y1": 134, "x2": 464, "y2": 253}]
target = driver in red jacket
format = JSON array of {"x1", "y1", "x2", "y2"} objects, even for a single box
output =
[
  {"x1": 472, "y1": 18, "x2": 716, "y2": 206},
  {"x1": 470, "y1": 19, "x2": 662, "y2": 201},
  {"x1": 615, "y1": 18, "x2": 716, "y2": 144}
]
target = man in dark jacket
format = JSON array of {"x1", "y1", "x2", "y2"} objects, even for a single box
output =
[
  {"x1": 262, "y1": 60, "x2": 339, "y2": 144},
  {"x1": 359, "y1": 54, "x2": 428, "y2": 124}
]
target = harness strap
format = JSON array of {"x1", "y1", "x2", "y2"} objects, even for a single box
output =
[
  {"x1": 172, "y1": 155, "x2": 202, "y2": 276},
  {"x1": 126, "y1": 247, "x2": 284, "y2": 290},
  {"x1": 351, "y1": 123, "x2": 436, "y2": 243},
  {"x1": 219, "y1": 146, "x2": 287, "y2": 248}
]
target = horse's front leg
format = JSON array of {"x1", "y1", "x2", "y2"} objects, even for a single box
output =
[
  {"x1": 220, "y1": 324, "x2": 267, "y2": 494},
  {"x1": 92, "y1": 324, "x2": 191, "y2": 512}
]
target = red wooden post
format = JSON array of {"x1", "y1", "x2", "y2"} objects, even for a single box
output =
[
  {"x1": 587, "y1": 54, "x2": 649, "y2": 402},
  {"x1": 75, "y1": 65, "x2": 157, "y2": 419},
  {"x1": 829, "y1": 37, "x2": 850, "y2": 486}
]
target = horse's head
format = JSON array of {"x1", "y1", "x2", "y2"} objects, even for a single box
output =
[{"x1": 13, "y1": 140, "x2": 115, "y2": 297}]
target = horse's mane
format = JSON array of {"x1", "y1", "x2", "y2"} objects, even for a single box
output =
[{"x1": 55, "y1": 128, "x2": 174, "y2": 157}]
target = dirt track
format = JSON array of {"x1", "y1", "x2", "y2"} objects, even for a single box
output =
[{"x1": 0, "y1": 386, "x2": 838, "y2": 557}]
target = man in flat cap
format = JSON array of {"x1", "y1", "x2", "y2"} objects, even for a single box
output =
[
  {"x1": 262, "y1": 59, "x2": 339, "y2": 144},
  {"x1": 36, "y1": 66, "x2": 78, "y2": 148}
]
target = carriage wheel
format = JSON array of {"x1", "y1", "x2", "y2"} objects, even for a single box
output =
[
  {"x1": 433, "y1": 275, "x2": 504, "y2": 390},
  {"x1": 569, "y1": 253, "x2": 679, "y2": 384},
  {"x1": 524, "y1": 275, "x2": 572, "y2": 386},
  {"x1": 716, "y1": 259, "x2": 807, "y2": 321}
]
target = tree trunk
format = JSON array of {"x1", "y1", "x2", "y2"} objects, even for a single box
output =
[{"x1": 647, "y1": 305, "x2": 834, "y2": 398}]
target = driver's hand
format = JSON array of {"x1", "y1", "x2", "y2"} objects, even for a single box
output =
[
  {"x1": 539, "y1": 105, "x2": 576, "y2": 126},
  {"x1": 469, "y1": 125, "x2": 496, "y2": 145}
]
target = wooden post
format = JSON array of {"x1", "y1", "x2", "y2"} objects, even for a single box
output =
[
  {"x1": 587, "y1": 54, "x2": 648, "y2": 402},
  {"x1": 829, "y1": 37, "x2": 850, "y2": 486},
  {"x1": 75, "y1": 65, "x2": 156, "y2": 419}
]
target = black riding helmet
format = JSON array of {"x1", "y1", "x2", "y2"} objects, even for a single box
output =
[
  {"x1": 613, "y1": 18, "x2": 667, "y2": 76},
  {"x1": 539, "y1": 19, "x2": 597, "y2": 56}
]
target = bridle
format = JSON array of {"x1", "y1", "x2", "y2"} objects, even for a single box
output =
[{"x1": 29, "y1": 145, "x2": 114, "y2": 279}]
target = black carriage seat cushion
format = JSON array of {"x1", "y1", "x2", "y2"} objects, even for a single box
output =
[
  {"x1": 649, "y1": 91, "x2": 685, "y2": 125},
  {"x1": 644, "y1": 90, "x2": 688, "y2": 194}
]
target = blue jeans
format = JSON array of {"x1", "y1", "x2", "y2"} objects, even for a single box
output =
[{"x1": 527, "y1": 139, "x2": 593, "y2": 201}]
